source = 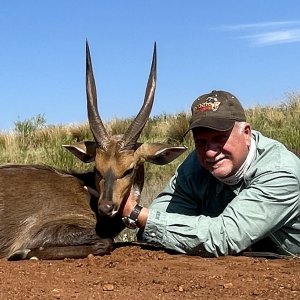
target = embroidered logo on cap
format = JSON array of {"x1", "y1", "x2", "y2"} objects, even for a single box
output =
[{"x1": 193, "y1": 97, "x2": 221, "y2": 113}]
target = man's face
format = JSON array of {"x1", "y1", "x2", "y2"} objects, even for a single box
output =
[{"x1": 193, "y1": 123, "x2": 252, "y2": 178}]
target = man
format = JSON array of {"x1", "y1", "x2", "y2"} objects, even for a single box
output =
[{"x1": 120, "y1": 90, "x2": 300, "y2": 257}]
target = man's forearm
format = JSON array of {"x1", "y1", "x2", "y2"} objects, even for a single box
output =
[
  {"x1": 120, "y1": 188, "x2": 149, "y2": 228},
  {"x1": 136, "y1": 207, "x2": 149, "y2": 228}
]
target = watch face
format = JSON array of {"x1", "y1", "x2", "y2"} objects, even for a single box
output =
[
  {"x1": 122, "y1": 204, "x2": 143, "y2": 229},
  {"x1": 122, "y1": 217, "x2": 137, "y2": 229}
]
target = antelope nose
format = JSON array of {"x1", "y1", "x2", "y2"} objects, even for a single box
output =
[{"x1": 98, "y1": 202, "x2": 117, "y2": 216}]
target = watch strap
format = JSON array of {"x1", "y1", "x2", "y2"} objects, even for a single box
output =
[
  {"x1": 129, "y1": 204, "x2": 143, "y2": 222},
  {"x1": 122, "y1": 204, "x2": 143, "y2": 229}
]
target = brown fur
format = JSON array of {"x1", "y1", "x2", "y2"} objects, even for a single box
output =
[{"x1": 0, "y1": 164, "x2": 114, "y2": 260}]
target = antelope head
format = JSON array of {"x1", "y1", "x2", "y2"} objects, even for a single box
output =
[{"x1": 64, "y1": 42, "x2": 187, "y2": 217}]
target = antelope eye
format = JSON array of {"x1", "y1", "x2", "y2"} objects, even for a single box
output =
[{"x1": 122, "y1": 168, "x2": 134, "y2": 178}]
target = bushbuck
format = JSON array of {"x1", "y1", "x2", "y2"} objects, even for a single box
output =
[{"x1": 0, "y1": 43, "x2": 186, "y2": 260}]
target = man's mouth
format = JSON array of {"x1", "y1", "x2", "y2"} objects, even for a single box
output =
[
  {"x1": 206, "y1": 156, "x2": 225, "y2": 164},
  {"x1": 205, "y1": 156, "x2": 227, "y2": 170}
]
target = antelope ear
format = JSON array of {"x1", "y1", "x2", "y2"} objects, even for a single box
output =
[
  {"x1": 135, "y1": 143, "x2": 187, "y2": 165},
  {"x1": 63, "y1": 141, "x2": 97, "y2": 163}
]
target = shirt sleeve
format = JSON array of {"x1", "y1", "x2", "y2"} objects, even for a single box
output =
[{"x1": 140, "y1": 169, "x2": 300, "y2": 257}]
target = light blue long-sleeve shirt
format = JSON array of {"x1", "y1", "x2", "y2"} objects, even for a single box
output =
[{"x1": 139, "y1": 131, "x2": 300, "y2": 257}]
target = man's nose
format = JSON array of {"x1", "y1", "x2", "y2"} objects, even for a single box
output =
[{"x1": 204, "y1": 143, "x2": 220, "y2": 157}]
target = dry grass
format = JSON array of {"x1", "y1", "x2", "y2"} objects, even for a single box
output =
[{"x1": 0, "y1": 92, "x2": 299, "y2": 175}]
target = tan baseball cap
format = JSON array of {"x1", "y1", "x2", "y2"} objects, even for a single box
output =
[{"x1": 185, "y1": 90, "x2": 246, "y2": 133}]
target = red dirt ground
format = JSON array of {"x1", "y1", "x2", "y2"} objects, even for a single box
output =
[{"x1": 0, "y1": 243, "x2": 299, "y2": 300}]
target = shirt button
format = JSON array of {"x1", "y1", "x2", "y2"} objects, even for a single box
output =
[{"x1": 150, "y1": 232, "x2": 156, "y2": 237}]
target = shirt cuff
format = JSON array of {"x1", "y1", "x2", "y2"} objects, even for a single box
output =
[{"x1": 139, "y1": 209, "x2": 167, "y2": 244}]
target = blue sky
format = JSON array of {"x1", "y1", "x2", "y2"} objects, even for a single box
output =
[{"x1": 0, "y1": 1, "x2": 300, "y2": 131}]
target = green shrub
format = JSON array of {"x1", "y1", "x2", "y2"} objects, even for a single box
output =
[{"x1": 14, "y1": 114, "x2": 47, "y2": 150}]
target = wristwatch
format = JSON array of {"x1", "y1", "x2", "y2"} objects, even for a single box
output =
[{"x1": 122, "y1": 204, "x2": 143, "y2": 229}]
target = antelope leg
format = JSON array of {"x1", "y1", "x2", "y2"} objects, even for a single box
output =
[{"x1": 8, "y1": 238, "x2": 113, "y2": 260}]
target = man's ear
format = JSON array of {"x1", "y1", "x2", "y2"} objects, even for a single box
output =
[
  {"x1": 242, "y1": 123, "x2": 252, "y2": 147},
  {"x1": 135, "y1": 143, "x2": 187, "y2": 165},
  {"x1": 63, "y1": 141, "x2": 97, "y2": 163}
]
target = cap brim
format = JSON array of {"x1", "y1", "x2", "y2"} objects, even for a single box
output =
[{"x1": 183, "y1": 118, "x2": 235, "y2": 136}]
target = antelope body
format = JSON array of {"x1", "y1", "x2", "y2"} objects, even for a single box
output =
[{"x1": 0, "y1": 43, "x2": 186, "y2": 260}]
